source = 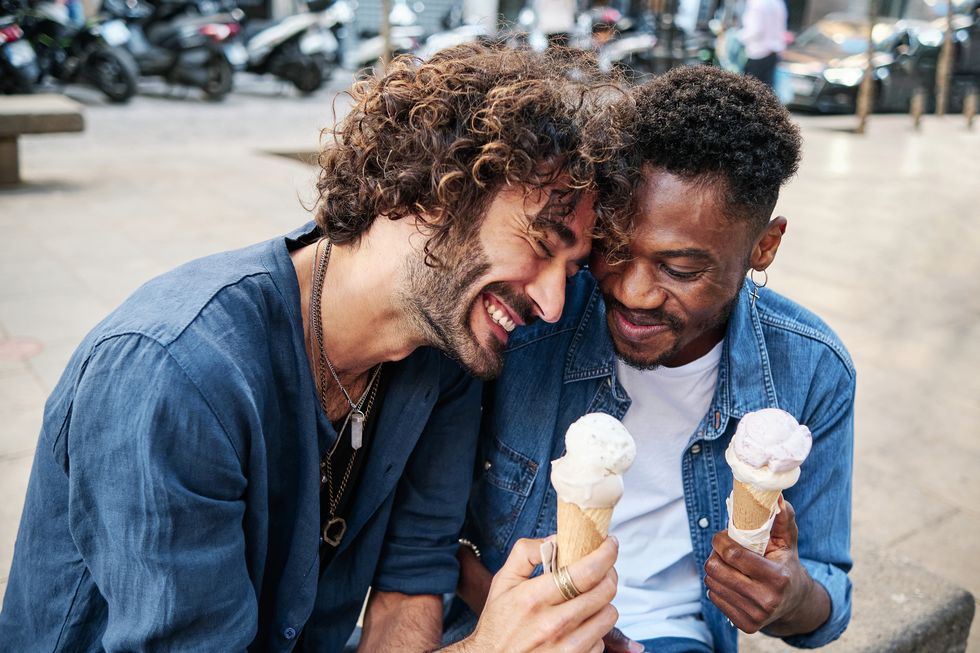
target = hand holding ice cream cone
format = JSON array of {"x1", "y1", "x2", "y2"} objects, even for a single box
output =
[
  {"x1": 725, "y1": 408, "x2": 811, "y2": 554},
  {"x1": 550, "y1": 412, "x2": 636, "y2": 568}
]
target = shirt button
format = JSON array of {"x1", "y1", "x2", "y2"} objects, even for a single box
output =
[
  {"x1": 283, "y1": 627, "x2": 296, "y2": 640},
  {"x1": 483, "y1": 460, "x2": 492, "y2": 471},
  {"x1": 690, "y1": 443, "x2": 702, "y2": 455},
  {"x1": 698, "y1": 517, "x2": 709, "y2": 528}
]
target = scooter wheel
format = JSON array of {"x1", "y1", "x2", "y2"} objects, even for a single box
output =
[
  {"x1": 86, "y1": 45, "x2": 139, "y2": 103},
  {"x1": 291, "y1": 57, "x2": 325, "y2": 95},
  {"x1": 203, "y1": 53, "x2": 234, "y2": 101}
]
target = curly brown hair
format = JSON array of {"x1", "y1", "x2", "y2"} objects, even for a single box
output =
[{"x1": 315, "y1": 43, "x2": 625, "y2": 265}]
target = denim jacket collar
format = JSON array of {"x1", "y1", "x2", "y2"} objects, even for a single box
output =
[{"x1": 564, "y1": 283, "x2": 780, "y2": 439}]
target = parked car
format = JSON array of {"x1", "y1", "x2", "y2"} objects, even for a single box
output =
[{"x1": 776, "y1": 11, "x2": 978, "y2": 113}]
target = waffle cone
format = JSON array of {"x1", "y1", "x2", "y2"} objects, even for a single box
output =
[
  {"x1": 731, "y1": 480, "x2": 781, "y2": 530},
  {"x1": 556, "y1": 499, "x2": 613, "y2": 567}
]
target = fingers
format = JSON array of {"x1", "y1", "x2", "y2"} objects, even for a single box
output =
[
  {"x1": 704, "y1": 550, "x2": 788, "y2": 631},
  {"x1": 554, "y1": 602, "x2": 619, "y2": 653},
  {"x1": 706, "y1": 585, "x2": 763, "y2": 634},
  {"x1": 602, "y1": 626, "x2": 645, "y2": 653},
  {"x1": 767, "y1": 497, "x2": 799, "y2": 550},
  {"x1": 709, "y1": 531, "x2": 777, "y2": 579},
  {"x1": 492, "y1": 537, "x2": 549, "y2": 595}
]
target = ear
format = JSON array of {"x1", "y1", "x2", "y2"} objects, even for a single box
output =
[{"x1": 748, "y1": 216, "x2": 787, "y2": 271}]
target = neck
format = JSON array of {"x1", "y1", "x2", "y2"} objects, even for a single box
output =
[{"x1": 291, "y1": 222, "x2": 427, "y2": 380}]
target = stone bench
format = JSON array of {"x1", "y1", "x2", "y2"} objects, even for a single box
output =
[
  {"x1": 741, "y1": 547, "x2": 975, "y2": 653},
  {"x1": 0, "y1": 94, "x2": 84, "y2": 186}
]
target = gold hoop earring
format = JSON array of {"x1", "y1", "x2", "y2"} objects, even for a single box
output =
[{"x1": 750, "y1": 268, "x2": 768, "y2": 306}]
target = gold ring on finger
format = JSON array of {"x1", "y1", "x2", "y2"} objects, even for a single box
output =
[{"x1": 554, "y1": 565, "x2": 581, "y2": 601}]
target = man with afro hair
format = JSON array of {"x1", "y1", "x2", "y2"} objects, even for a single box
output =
[{"x1": 450, "y1": 65, "x2": 855, "y2": 653}]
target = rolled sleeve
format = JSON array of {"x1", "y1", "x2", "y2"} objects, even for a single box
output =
[
  {"x1": 778, "y1": 357, "x2": 855, "y2": 648},
  {"x1": 66, "y1": 334, "x2": 255, "y2": 652},
  {"x1": 372, "y1": 360, "x2": 482, "y2": 596}
]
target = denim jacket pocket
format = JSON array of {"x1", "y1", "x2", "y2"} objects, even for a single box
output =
[{"x1": 471, "y1": 436, "x2": 539, "y2": 552}]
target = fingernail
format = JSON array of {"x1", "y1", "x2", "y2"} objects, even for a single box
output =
[
  {"x1": 609, "y1": 535, "x2": 619, "y2": 545},
  {"x1": 628, "y1": 641, "x2": 645, "y2": 652}
]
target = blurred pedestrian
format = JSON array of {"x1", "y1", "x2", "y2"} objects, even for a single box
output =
[{"x1": 740, "y1": 0, "x2": 786, "y2": 87}]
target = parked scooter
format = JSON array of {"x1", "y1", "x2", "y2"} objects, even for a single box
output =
[
  {"x1": 20, "y1": 0, "x2": 139, "y2": 101},
  {"x1": 414, "y1": 2, "x2": 488, "y2": 61},
  {"x1": 0, "y1": 2, "x2": 39, "y2": 93},
  {"x1": 101, "y1": 0, "x2": 246, "y2": 100},
  {"x1": 240, "y1": 0, "x2": 344, "y2": 94}
]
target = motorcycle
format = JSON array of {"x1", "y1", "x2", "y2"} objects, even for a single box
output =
[
  {"x1": 240, "y1": 0, "x2": 345, "y2": 94},
  {"x1": 20, "y1": 0, "x2": 139, "y2": 102},
  {"x1": 101, "y1": 0, "x2": 246, "y2": 100},
  {"x1": 0, "y1": 5, "x2": 38, "y2": 93}
]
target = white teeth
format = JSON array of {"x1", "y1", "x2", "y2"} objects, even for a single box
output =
[{"x1": 484, "y1": 298, "x2": 517, "y2": 333}]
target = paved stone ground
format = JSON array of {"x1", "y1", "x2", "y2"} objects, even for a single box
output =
[{"x1": 0, "y1": 74, "x2": 977, "y2": 649}]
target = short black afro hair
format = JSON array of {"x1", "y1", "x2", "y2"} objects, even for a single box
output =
[{"x1": 595, "y1": 66, "x2": 802, "y2": 250}]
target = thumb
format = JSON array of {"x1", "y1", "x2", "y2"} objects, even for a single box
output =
[
  {"x1": 766, "y1": 496, "x2": 799, "y2": 552},
  {"x1": 603, "y1": 626, "x2": 645, "y2": 653},
  {"x1": 491, "y1": 537, "x2": 548, "y2": 595}
]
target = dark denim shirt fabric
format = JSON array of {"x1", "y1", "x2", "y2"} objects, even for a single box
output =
[
  {"x1": 0, "y1": 225, "x2": 481, "y2": 652},
  {"x1": 449, "y1": 272, "x2": 855, "y2": 651}
]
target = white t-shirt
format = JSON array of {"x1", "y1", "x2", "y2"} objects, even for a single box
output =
[{"x1": 610, "y1": 342, "x2": 723, "y2": 644}]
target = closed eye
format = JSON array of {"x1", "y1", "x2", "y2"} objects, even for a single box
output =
[{"x1": 662, "y1": 265, "x2": 704, "y2": 280}]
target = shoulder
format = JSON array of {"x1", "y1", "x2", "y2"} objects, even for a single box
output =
[{"x1": 756, "y1": 289, "x2": 855, "y2": 380}]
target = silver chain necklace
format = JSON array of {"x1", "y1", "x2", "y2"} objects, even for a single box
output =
[{"x1": 309, "y1": 238, "x2": 382, "y2": 451}]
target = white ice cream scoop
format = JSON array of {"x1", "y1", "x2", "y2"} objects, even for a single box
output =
[{"x1": 550, "y1": 412, "x2": 636, "y2": 508}]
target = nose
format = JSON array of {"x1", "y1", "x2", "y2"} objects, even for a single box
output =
[
  {"x1": 618, "y1": 261, "x2": 667, "y2": 310},
  {"x1": 527, "y1": 262, "x2": 567, "y2": 324}
]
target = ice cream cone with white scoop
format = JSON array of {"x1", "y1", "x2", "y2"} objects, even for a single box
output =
[
  {"x1": 550, "y1": 413, "x2": 636, "y2": 567},
  {"x1": 725, "y1": 408, "x2": 812, "y2": 554}
]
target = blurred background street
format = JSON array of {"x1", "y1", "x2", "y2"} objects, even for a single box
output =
[{"x1": 1, "y1": 0, "x2": 980, "y2": 649}]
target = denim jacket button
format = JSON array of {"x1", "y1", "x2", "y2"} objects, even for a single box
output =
[
  {"x1": 690, "y1": 443, "x2": 702, "y2": 455},
  {"x1": 283, "y1": 627, "x2": 296, "y2": 640},
  {"x1": 698, "y1": 517, "x2": 709, "y2": 528},
  {"x1": 483, "y1": 460, "x2": 492, "y2": 471}
]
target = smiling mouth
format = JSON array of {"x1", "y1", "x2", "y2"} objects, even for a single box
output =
[
  {"x1": 612, "y1": 308, "x2": 673, "y2": 338},
  {"x1": 483, "y1": 294, "x2": 517, "y2": 333}
]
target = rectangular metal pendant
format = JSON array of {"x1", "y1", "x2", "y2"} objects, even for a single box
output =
[{"x1": 351, "y1": 410, "x2": 365, "y2": 450}]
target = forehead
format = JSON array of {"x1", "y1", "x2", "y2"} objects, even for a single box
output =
[
  {"x1": 491, "y1": 183, "x2": 596, "y2": 243},
  {"x1": 630, "y1": 168, "x2": 750, "y2": 253}
]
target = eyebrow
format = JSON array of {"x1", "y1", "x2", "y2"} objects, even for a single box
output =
[
  {"x1": 655, "y1": 248, "x2": 715, "y2": 262},
  {"x1": 541, "y1": 219, "x2": 578, "y2": 247}
]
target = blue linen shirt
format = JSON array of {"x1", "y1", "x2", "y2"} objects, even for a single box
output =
[
  {"x1": 448, "y1": 272, "x2": 855, "y2": 651},
  {"x1": 0, "y1": 225, "x2": 481, "y2": 652}
]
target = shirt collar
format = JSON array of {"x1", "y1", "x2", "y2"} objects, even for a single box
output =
[{"x1": 564, "y1": 282, "x2": 780, "y2": 438}]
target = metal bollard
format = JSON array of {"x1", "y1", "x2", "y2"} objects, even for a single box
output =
[
  {"x1": 965, "y1": 88, "x2": 977, "y2": 130},
  {"x1": 911, "y1": 87, "x2": 926, "y2": 130}
]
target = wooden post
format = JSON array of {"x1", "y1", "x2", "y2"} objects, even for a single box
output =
[
  {"x1": 855, "y1": 0, "x2": 879, "y2": 134},
  {"x1": 935, "y1": 0, "x2": 954, "y2": 117},
  {"x1": 911, "y1": 86, "x2": 925, "y2": 130},
  {"x1": 966, "y1": 87, "x2": 978, "y2": 129},
  {"x1": 380, "y1": 0, "x2": 392, "y2": 72}
]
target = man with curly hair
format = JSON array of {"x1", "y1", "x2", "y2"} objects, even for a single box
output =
[
  {"x1": 0, "y1": 45, "x2": 623, "y2": 652},
  {"x1": 450, "y1": 66, "x2": 854, "y2": 653}
]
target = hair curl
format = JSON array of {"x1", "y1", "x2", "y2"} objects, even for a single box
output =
[
  {"x1": 315, "y1": 43, "x2": 623, "y2": 264},
  {"x1": 594, "y1": 66, "x2": 802, "y2": 258}
]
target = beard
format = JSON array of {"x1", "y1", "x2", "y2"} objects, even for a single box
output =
[
  {"x1": 399, "y1": 239, "x2": 534, "y2": 380},
  {"x1": 605, "y1": 290, "x2": 738, "y2": 371}
]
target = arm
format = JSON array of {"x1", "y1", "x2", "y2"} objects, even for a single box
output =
[
  {"x1": 363, "y1": 361, "x2": 483, "y2": 649},
  {"x1": 65, "y1": 335, "x2": 255, "y2": 651},
  {"x1": 358, "y1": 591, "x2": 444, "y2": 652},
  {"x1": 706, "y1": 359, "x2": 855, "y2": 643}
]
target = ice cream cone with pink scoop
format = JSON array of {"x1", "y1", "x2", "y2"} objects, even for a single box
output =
[
  {"x1": 550, "y1": 413, "x2": 636, "y2": 567},
  {"x1": 725, "y1": 408, "x2": 812, "y2": 554}
]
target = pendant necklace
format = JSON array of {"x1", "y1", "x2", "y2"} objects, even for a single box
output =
[{"x1": 309, "y1": 237, "x2": 383, "y2": 546}]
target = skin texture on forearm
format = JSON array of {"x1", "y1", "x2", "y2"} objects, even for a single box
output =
[
  {"x1": 457, "y1": 545, "x2": 493, "y2": 615},
  {"x1": 357, "y1": 591, "x2": 443, "y2": 653}
]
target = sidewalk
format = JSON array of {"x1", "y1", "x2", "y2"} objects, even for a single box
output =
[{"x1": 1, "y1": 81, "x2": 977, "y2": 649}]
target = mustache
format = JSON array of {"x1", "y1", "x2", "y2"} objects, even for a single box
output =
[
  {"x1": 603, "y1": 294, "x2": 684, "y2": 332},
  {"x1": 484, "y1": 281, "x2": 536, "y2": 325}
]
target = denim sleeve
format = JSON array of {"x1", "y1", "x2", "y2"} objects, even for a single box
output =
[
  {"x1": 65, "y1": 334, "x2": 256, "y2": 652},
  {"x1": 778, "y1": 360, "x2": 855, "y2": 649},
  {"x1": 372, "y1": 361, "x2": 482, "y2": 596}
]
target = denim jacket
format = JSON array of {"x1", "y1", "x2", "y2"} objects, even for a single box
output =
[{"x1": 452, "y1": 272, "x2": 855, "y2": 651}]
